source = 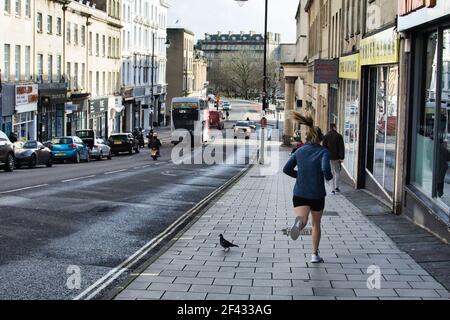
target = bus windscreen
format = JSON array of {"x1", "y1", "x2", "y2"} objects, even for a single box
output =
[{"x1": 172, "y1": 102, "x2": 199, "y2": 110}]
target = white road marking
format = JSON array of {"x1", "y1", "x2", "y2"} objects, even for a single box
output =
[
  {"x1": 0, "y1": 184, "x2": 49, "y2": 194},
  {"x1": 61, "y1": 175, "x2": 96, "y2": 183},
  {"x1": 104, "y1": 169, "x2": 127, "y2": 175}
]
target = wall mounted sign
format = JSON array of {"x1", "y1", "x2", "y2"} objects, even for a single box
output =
[
  {"x1": 339, "y1": 54, "x2": 360, "y2": 80},
  {"x1": 313, "y1": 59, "x2": 339, "y2": 84},
  {"x1": 15, "y1": 84, "x2": 38, "y2": 106},
  {"x1": 399, "y1": 0, "x2": 436, "y2": 16},
  {"x1": 360, "y1": 27, "x2": 399, "y2": 66}
]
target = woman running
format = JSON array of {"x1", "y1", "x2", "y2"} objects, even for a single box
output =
[{"x1": 283, "y1": 112, "x2": 333, "y2": 263}]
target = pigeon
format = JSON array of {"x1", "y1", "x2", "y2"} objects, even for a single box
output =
[{"x1": 219, "y1": 234, "x2": 239, "y2": 252}]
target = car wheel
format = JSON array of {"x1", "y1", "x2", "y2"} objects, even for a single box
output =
[
  {"x1": 29, "y1": 154, "x2": 37, "y2": 169},
  {"x1": 98, "y1": 151, "x2": 103, "y2": 161},
  {"x1": 46, "y1": 157, "x2": 53, "y2": 168},
  {"x1": 74, "y1": 152, "x2": 81, "y2": 164},
  {"x1": 129, "y1": 148, "x2": 133, "y2": 155},
  {"x1": 85, "y1": 153, "x2": 90, "y2": 163},
  {"x1": 4, "y1": 153, "x2": 14, "y2": 172},
  {"x1": 135, "y1": 147, "x2": 140, "y2": 154}
]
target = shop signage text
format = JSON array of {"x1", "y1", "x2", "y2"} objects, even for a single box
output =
[
  {"x1": 360, "y1": 28, "x2": 399, "y2": 66},
  {"x1": 314, "y1": 59, "x2": 339, "y2": 84},
  {"x1": 89, "y1": 98, "x2": 108, "y2": 114},
  {"x1": 16, "y1": 84, "x2": 38, "y2": 106},
  {"x1": 399, "y1": 0, "x2": 436, "y2": 16},
  {"x1": 339, "y1": 54, "x2": 360, "y2": 80}
]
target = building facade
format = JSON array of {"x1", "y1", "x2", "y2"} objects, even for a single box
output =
[
  {"x1": 398, "y1": 0, "x2": 450, "y2": 241},
  {"x1": 197, "y1": 31, "x2": 281, "y2": 95},
  {"x1": 121, "y1": 0, "x2": 169, "y2": 132},
  {"x1": 166, "y1": 27, "x2": 194, "y2": 125},
  {"x1": 192, "y1": 48, "x2": 207, "y2": 97}
]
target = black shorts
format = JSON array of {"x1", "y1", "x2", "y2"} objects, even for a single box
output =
[{"x1": 293, "y1": 196, "x2": 325, "y2": 212}]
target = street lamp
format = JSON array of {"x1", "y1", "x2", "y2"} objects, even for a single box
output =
[
  {"x1": 234, "y1": 0, "x2": 269, "y2": 112},
  {"x1": 151, "y1": 35, "x2": 171, "y2": 129}
]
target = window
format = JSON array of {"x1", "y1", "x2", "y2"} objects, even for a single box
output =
[
  {"x1": 24, "y1": 0, "x2": 29, "y2": 17},
  {"x1": 102, "y1": 35, "x2": 105, "y2": 56},
  {"x1": 14, "y1": 45, "x2": 20, "y2": 81},
  {"x1": 66, "y1": 22, "x2": 71, "y2": 44},
  {"x1": 74, "y1": 63, "x2": 78, "y2": 90},
  {"x1": 108, "y1": 36, "x2": 111, "y2": 57},
  {"x1": 96, "y1": 71, "x2": 99, "y2": 95},
  {"x1": 47, "y1": 15, "x2": 52, "y2": 34},
  {"x1": 37, "y1": 53, "x2": 43, "y2": 81},
  {"x1": 102, "y1": 71, "x2": 105, "y2": 95},
  {"x1": 4, "y1": 0, "x2": 10, "y2": 14},
  {"x1": 56, "y1": 55, "x2": 61, "y2": 82},
  {"x1": 14, "y1": 0, "x2": 20, "y2": 16},
  {"x1": 37, "y1": 13, "x2": 43, "y2": 33},
  {"x1": 74, "y1": 24, "x2": 78, "y2": 45},
  {"x1": 81, "y1": 63, "x2": 85, "y2": 88},
  {"x1": 66, "y1": 62, "x2": 71, "y2": 89},
  {"x1": 24, "y1": 46, "x2": 30, "y2": 80},
  {"x1": 81, "y1": 25, "x2": 85, "y2": 46},
  {"x1": 47, "y1": 54, "x2": 52, "y2": 82},
  {"x1": 96, "y1": 33, "x2": 99, "y2": 56},
  {"x1": 89, "y1": 32, "x2": 92, "y2": 55},
  {"x1": 56, "y1": 17, "x2": 62, "y2": 35},
  {"x1": 89, "y1": 71, "x2": 92, "y2": 93}
]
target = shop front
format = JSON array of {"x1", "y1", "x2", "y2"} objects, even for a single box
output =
[
  {"x1": 359, "y1": 27, "x2": 400, "y2": 203},
  {"x1": 339, "y1": 54, "x2": 361, "y2": 184},
  {"x1": 66, "y1": 93, "x2": 90, "y2": 136},
  {"x1": 14, "y1": 84, "x2": 39, "y2": 141},
  {"x1": 121, "y1": 86, "x2": 135, "y2": 133},
  {"x1": 38, "y1": 84, "x2": 67, "y2": 142},
  {"x1": 89, "y1": 98, "x2": 108, "y2": 139},
  {"x1": 399, "y1": 0, "x2": 450, "y2": 239},
  {"x1": 108, "y1": 96, "x2": 123, "y2": 135}
]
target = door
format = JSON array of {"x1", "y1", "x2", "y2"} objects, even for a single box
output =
[{"x1": 364, "y1": 65, "x2": 399, "y2": 199}]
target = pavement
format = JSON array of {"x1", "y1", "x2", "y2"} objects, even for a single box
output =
[{"x1": 114, "y1": 146, "x2": 450, "y2": 300}]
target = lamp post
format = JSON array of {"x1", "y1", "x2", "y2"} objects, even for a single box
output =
[
  {"x1": 151, "y1": 33, "x2": 170, "y2": 129},
  {"x1": 235, "y1": 0, "x2": 269, "y2": 112}
]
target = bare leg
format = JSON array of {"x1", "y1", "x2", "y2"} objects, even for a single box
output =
[
  {"x1": 294, "y1": 206, "x2": 310, "y2": 230},
  {"x1": 311, "y1": 211, "x2": 323, "y2": 254}
]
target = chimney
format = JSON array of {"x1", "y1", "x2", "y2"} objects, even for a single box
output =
[
  {"x1": 249, "y1": 31, "x2": 255, "y2": 36},
  {"x1": 217, "y1": 31, "x2": 221, "y2": 36},
  {"x1": 228, "y1": 31, "x2": 232, "y2": 36},
  {"x1": 240, "y1": 31, "x2": 244, "y2": 36}
]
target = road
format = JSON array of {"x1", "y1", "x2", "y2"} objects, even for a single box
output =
[{"x1": 0, "y1": 100, "x2": 262, "y2": 300}]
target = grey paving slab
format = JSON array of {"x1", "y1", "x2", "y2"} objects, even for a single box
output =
[{"x1": 115, "y1": 149, "x2": 449, "y2": 301}]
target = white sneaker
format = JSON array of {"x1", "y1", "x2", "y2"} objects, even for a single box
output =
[{"x1": 311, "y1": 253, "x2": 324, "y2": 264}]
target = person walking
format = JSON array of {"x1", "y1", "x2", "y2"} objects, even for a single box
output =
[
  {"x1": 283, "y1": 113, "x2": 333, "y2": 264},
  {"x1": 323, "y1": 123, "x2": 345, "y2": 195}
]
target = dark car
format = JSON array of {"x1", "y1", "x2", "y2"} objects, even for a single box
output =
[
  {"x1": 0, "y1": 130, "x2": 15, "y2": 172},
  {"x1": 108, "y1": 133, "x2": 140, "y2": 155},
  {"x1": 15, "y1": 140, "x2": 53, "y2": 169}
]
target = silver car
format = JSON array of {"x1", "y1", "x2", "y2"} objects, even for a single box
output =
[{"x1": 90, "y1": 138, "x2": 112, "y2": 160}]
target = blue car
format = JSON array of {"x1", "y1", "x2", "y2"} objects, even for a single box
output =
[{"x1": 48, "y1": 136, "x2": 90, "y2": 163}]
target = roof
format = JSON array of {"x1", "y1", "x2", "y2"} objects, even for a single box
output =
[{"x1": 200, "y1": 32, "x2": 280, "y2": 43}]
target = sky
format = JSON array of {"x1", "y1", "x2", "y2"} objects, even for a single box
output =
[{"x1": 167, "y1": 0, "x2": 299, "y2": 43}]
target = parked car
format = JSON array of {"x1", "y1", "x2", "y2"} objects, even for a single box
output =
[
  {"x1": 0, "y1": 130, "x2": 15, "y2": 172},
  {"x1": 233, "y1": 121, "x2": 253, "y2": 139},
  {"x1": 76, "y1": 129, "x2": 111, "y2": 160},
  {"x1": 48, "y1": 136, "x2": 90, "y2": 163},
  {"x1": 223, "y1": 101, "x2": 231, "y2": 111},
  {"x1": 15, "y1": 140, "x2": 53, "y2": 169},
  {"x1": 108, "y1": 133, "x2": 140, "y2": 155},
  {"x1": 209, "y1": 110, "x2": 225, "y2": 130}
]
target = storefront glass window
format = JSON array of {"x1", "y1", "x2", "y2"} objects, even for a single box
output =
[
  {"x1": 371, "y1": 66, "x2": 398, "y2": 196},
  {"x1": 343, "y1": 80, "x2": 359, "y2": 179},
  {"x1": 436, "y1": 29, "x2": 450, "y2": 207},
  {"x1": 413, "y1": 32, "x2": 438, "y2": 197}
]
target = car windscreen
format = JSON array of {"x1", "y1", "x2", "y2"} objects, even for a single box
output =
[
  {"x1": 236, "y1": 122, "x2": 250, "y2": 127},
  {"x1": 76, "y1": 131, "x2": 94, "y2": 139},
  {"x1": 23, "y1": 141, "x2": 38, "y2": 149},
  {"x1": 51, "y1": 138, "x2": 73, "y2": 145}
]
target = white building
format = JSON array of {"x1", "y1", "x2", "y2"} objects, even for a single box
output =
[{"x1": 121, "y1": 0, "x2": 168, "y2": 131}]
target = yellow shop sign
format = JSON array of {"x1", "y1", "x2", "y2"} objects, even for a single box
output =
[
  {"x1": 360, "y1": 27, "x2": 399, "y2": 66},
  {"x1": 339, "y1": 54, "x2": 360, "y2": 80}
]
